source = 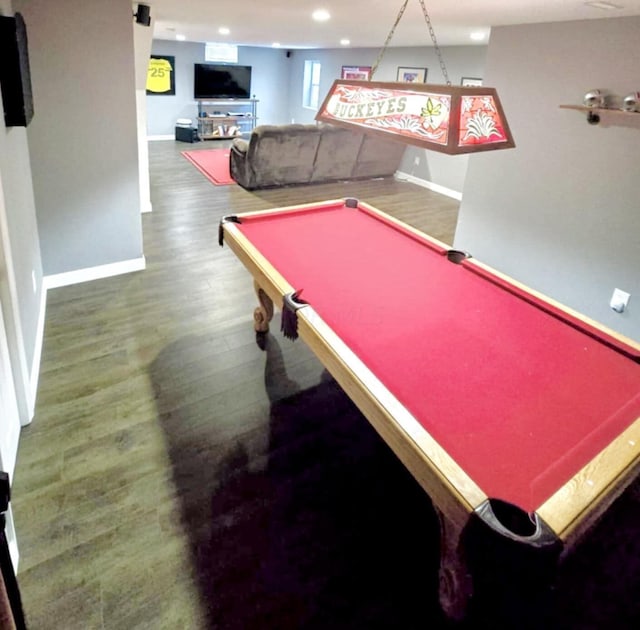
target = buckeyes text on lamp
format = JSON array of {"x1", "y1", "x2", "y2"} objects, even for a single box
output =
[{"x1": 315, "y1": 0, "x2": 515, "y2": 155}]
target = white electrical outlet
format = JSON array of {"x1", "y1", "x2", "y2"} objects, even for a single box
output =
[{"x1": 610, "y1": 288, "x2": 630, "y2": 313}]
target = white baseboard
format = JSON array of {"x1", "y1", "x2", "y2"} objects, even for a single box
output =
[
  {"x1": 25, "y1": 284, "x2": 48, "y2": 424},
  {"x1": 43, "y1": 256, "x2": 146, "y2": 290},
  {"x1": 395, "y1": 171, "x2": 463, "y2": 201},
  {"x1": 148, "y1": 135, "x2": 175, "y2": 141}
]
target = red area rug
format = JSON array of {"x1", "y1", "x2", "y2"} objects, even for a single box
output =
[{"x1": 182, "y1": 148, "x2": 234, "y2": 186}]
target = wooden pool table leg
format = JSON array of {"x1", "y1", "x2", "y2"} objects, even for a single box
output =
[
  {"x1": 437, "y1": 510, "x2": 473, "y2": 621},
  {"x1": 253, "y1": 280, "x2": 274, "y2": 332}
]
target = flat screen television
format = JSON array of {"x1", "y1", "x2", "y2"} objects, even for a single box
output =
[{"x1": 194, "y1": 63, "x2": 252, "y2": 99}]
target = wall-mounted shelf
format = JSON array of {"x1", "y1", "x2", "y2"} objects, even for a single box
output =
[{"x1": 559, "y1": 104, "x2": 640, "y2": 125}]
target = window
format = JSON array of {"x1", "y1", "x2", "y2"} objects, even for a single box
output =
[
  {"x1": 205, "y1": 42, "x2": 238, "y2": 63},
  {"x1": 303, "y1": 60, "x2": 321, "y2": 109}
]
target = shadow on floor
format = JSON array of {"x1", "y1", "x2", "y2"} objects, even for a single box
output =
[
  {"x1": 150, "y1": 328, "x2": 445, "y2": 629},
  {"x1": 150, "y1": 325, "x2": 640, "y2": 629}
]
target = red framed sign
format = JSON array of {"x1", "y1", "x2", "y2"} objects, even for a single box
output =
[{"x1": 340, "y1": 66, "x2": 372, "y2": 81}]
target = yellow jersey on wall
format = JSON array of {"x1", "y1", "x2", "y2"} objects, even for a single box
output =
[{"x1": 147, "y1": 56, "x2": 175, "y2": 95}]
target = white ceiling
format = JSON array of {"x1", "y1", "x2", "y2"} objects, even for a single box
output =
[{"x1": 143, "y1": 0, "x2": 640, "y2": 49}]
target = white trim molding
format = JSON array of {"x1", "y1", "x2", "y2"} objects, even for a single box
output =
[
  {"x1": 136, "y1": 90, "x2": 153, "y2": 215},
  {"x1": 43, "y1": 256, "x2": 146, "y2": 290},
  {"x1": 395, "y1": 171, "x2": 463, "y2": 201},
  {"x1": 26, "y1": 284, "x2": 48, "y2": 424}
]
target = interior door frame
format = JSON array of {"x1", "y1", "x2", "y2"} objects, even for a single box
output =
[{"x1": 0, "y1": 166, "x2": 23, "y2": 570}]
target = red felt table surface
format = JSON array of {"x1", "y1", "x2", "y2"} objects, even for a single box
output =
[{"x1": 237, "y1": 201, "x2": 640, "y2": 512}]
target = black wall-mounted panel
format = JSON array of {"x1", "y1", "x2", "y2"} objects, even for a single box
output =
[
  {"x1": 0, "y1": 13, "x2": 34, "y2": 127},
  {"x1": 135, "y1": 4, "x2": 151, "y2": 26}
]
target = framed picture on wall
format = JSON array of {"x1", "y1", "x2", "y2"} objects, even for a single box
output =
[
  {"x1": 146, "y1": 55, "x2": 176, "y2": 95},
  {"x1": 341, "y1": 65, "x2": 372, "y2": 80},
  {"x1": 461, "y1": 77, "x2": 483, "y2": 87},
  {"x1": 396, "y1": 67, "x2": 427, "y2": 83}
]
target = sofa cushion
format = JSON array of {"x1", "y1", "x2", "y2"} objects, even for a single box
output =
[
  {"x1": 352, "y1": 133, "x2": 406, "y2": 179},
  {"x1": 247, "y1": 124, "x2": 322, "y2": 188},
  {"x1": 310, "y1": 124, "x2": 364, "y2": 183}
]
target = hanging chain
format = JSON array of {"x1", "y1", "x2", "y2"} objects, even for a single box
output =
[
  {"x1": 418, "y1": 0, "x2": 450, "y2": 85},
  {"x1": 369, "y1": 0, "x2": 451, "y2": 85},
  {"x1": 370, "y1": 0, "x2": 409, "y2": 79}
]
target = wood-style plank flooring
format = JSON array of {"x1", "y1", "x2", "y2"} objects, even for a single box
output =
[{"x1": 10, "y1": 140, "x2": 640, "y2": 629}]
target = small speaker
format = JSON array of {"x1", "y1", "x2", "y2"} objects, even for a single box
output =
[
  {"x1": 135, "y1": 4, "x2": 151, "y2": 26},
  {"x1": 0, "y1": 13, "x2": 34, "y2": 127}
]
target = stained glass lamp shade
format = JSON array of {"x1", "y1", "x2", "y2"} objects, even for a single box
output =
[{"x1": 316, "y1": 80, "x2": 515, "y2": 155}]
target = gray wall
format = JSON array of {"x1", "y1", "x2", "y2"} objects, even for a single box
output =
[
  {"x1": 455, "y1": 17, "x2": 640, "y2": 341},
  {"x1": 146, "y1": 41, "x2": 292, "y2": 135},
  {"x1": 285, "y1": 45, "x2": 486, "y2": 123},
  {"x1": 16, "y1": 0, "x2": 143, "y2": 276}
]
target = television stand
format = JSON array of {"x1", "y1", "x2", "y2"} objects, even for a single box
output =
[{"x1": 196, "y1": 99, "x2": 258, "y2": 140}]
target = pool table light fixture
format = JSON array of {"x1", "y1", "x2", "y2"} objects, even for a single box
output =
[
  {"x1": 316, "y1": 80, "x2": 516, "y2": 155},
  {"x1": 315, "y1": 1, "x2": 515, "y2": 155}
]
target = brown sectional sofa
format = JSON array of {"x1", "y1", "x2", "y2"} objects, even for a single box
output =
[{"x1": 229, "y1": 123, "x2": 406, "y2": 190}]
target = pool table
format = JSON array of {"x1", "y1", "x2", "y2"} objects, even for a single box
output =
[{"x1": 219, "y1": 198, "x2": 640, "y2": 619}]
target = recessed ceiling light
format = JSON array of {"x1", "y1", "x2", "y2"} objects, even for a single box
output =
[
  {"x1": 585, "y1": 1, "x2": 623, "y2": 9},
  {"x1": 470, "y1": 31, "x2": 485, "y2": 41},
  {"x1": 340, "y1": 39, "x2": 351, "y2": 46},
  {"x1": 312, "y1": 9, "x2": 331, "y2": 22},
  {"x1": 176, "y1": 34, "x2": 186, "y2": 41},
  {"x1": 218, "y1": 27, "x2": 230, "y2": 35}
]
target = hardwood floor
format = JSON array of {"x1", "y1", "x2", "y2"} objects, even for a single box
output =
[{"x1": 10, "y1": 141, "x2": 640, "y2": 629}]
